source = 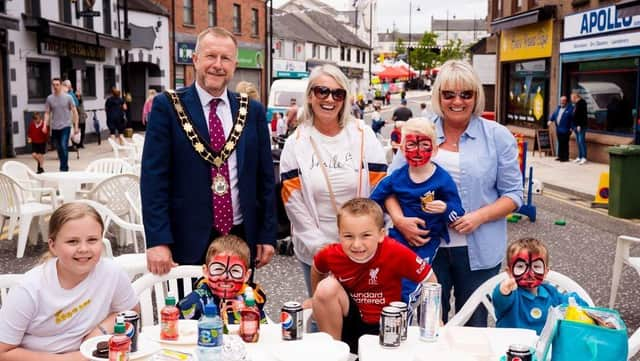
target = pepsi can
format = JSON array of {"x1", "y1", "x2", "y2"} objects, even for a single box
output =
[
  {"x1": 281, "y1": 301, "x2": 303, "y2": 340},
  {"x1": 118, "y1": 310, "x2": 140, "y2": 352},
  {"x1": 379, "y1": 306, "x2": 402, "y2": 348},
  {"x1": 389, "y1": 301, "x2": 408, "y2": 341},
  {"x1": 507, "y1": 344, "x2": 533, "y2": 361}
]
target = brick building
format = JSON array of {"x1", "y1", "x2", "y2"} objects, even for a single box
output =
[
  {"x1": 155, "y1": 0, "x2": 267, "y2": 99},
  {"x1": 488, "y1": 0, "x2": 640, "y2": 162}
]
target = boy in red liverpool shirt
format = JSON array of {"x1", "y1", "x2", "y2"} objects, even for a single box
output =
[
  {"x1": 27, "y1": 112, "x2": 48, "y2": 173},
  {"x1": 311, "y1": 198, "x2": 438, "y2": 353}
]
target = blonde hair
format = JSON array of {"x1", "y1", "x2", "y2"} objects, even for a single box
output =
[
  {"x1": 235, "y1": 81, "x2": 260, "y2": 101},
  {"x1": 205, "y1": 235, "x2": 251, "y2": 267},
  {"x1": 41, "y1": 203, "x2": 104, "y2": 262},
  {"x1": 401, "y1": 117, "x2": 438, "y2": 148},
  {"x1": 147, "y1": 89, "x2": 157, "y2": 100},
  {"x1": 195, "y1": 27, "x2": 238, "y2": 54},
  {"x1": 431, "y1": 60, "x2": 485, "y2": 118},
  {"x1": 506, "y1": 237, "x2": 549, "y2": 266},
  {"x1": 337, "y1": 198, "x2": 384, "y2": 230},
  {"x1": 302, "y1": 64, "x2": 353, "y2": 129}
]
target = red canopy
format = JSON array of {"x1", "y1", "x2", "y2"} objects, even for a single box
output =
[{"x1": 377, "y1": 66, "x2": 416, "y2": 81}]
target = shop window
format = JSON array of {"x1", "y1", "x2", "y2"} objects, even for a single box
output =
[
  {"x1": 183, "y1": 0, "x2": 193, "y2": 26},
  {"x1": 565, "y1": 58, "x2": 638, "y2": 135},
  {"x1": 103, "y1": 0, "x2": 112, "y2": 35},
  {"x1": 208, "y1": 0, "x2": 216, "y2": 27},
  {"x1": 505, "y1": 59, "x2": 549, "y2": 127},
  {"x1": 82, "y1": 66, "x2": 96, "y2": 98},
  {"x1": 27, "y1": 59, "x2": 50, "y2": 102},
  {"x1": 103, "y1": 66, "x2": 116, "y2": 97},
  {"x1": 251, "y1": 8, "x2": 259, "y2": 37},
  {"x1": 233, "y1": 4, "x2": 241, "y2": 34}
]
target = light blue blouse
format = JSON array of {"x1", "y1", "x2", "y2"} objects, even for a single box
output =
[{"x1": 388, "y1": 115, "x2": 523, "y2": 270}]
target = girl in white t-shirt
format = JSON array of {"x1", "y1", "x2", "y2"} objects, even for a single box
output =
[{"x1": 0, "y1": 203, "x2": 138, "y2": 361}]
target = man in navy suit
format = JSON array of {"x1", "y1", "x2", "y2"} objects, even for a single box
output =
[
  {"x1": 141, "y1": 27, "x2": 277, "y2": 275},
  {"x1": 547, "y1": 96, "x2": 573, "y2": 162}
]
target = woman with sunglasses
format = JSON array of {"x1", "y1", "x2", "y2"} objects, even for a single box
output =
[
  {"x1": 385, "y1": 60, "x2": 523, "y2": 327},
  {"x1": 279, "y1": 64, "x2": 387, "y2": 296}
]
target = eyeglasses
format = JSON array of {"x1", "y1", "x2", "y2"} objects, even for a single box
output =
[
  {"x1": 312, "y1": 86, "x2": 347, "y2": 101},
  {"x1": 441, "y1": 90, "x2": 475, "y2": 100}
]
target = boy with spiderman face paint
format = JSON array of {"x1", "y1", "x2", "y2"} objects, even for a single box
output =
[
  {"x1": 493, "y1": 238, "x2": 588, "y2": 335},
  {"x1": 177, "y1": 235, "x2": 268, "y2": 326},
  {"x1": 370, "y1": 118, "x2": 465, "y2": 303}
]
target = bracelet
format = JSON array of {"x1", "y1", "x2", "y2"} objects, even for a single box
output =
[{"x1": 97, "y1": 323, "x2": 109, "y2": 335}]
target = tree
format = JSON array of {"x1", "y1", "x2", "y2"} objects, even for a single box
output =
[
  {"x1": 438, "y1": 38, "x2": 468, "y2": 63},
  {"x1": 409, "y1": 32, "x2": 440, "y2": 75},
  {"x1": 395, "y1": 38, "x2": 406, "y2": 58}
]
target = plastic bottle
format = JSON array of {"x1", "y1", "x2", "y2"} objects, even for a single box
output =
[
  {"x1": 239, "y1": 286, "x2": 260, "y2": 343},
  {"x1": 564, "y1": 296, "x2": 595, "y2": 325},
  {"x1": 109, "y1": 316, "x2": 131, "y2": 361},
  {"x1": 197, "y1": 303, "x2": 224, "y2": 361},
  {"x1": 160, "y1": 292, "x2": 180, "y2": 340}
]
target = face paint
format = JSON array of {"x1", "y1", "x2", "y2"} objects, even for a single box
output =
[
  {"x1": 403, "y1": 134, "x2": 433, "y2": 167},
  {"x1": 509, "y1": 250, "x2": 546, "y2": 289},
  {"x1": 205, "y1": 254, "x2": 247, "y2": 299}
]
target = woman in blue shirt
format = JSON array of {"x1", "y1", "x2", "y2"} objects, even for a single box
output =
[{"x1": 385, "y1": 60, "x2": 523, "y2": 327}]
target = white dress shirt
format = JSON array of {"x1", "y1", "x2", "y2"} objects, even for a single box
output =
[{"x1": 195, "y1": 82, "x2": 242, "y2": 225}]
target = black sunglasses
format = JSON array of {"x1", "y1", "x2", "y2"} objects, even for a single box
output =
[
  {"x1": 441, "y1": 90, "x2": 475, "y2": 100},
  {"x1": 312, "y1": 86, "x2": 347, "y2": 101}
]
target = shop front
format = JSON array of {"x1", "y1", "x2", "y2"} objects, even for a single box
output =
[
  {"x1": 230, "y1": 47, "x2": 264, "y2": 94},
  {"x1": 499, "y1": 20, "x2": 554, "y2": 131},
  {"x1": 559, "y1": 4, "x2": 640, "y2": 159},
  {"x1": 273, "y1": 59, "x2": 307, "y2": 79},
  {"x1": 0, "y1": 12, "x2": 19, "y2": 158}
]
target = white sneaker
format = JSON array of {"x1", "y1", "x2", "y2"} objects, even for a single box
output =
[
  {"x1": 578, "y1": 158, "x2": 587, "y2": 165},
  {"x1": 573, "y1": 158, "x2": 581, "y2": 163}
]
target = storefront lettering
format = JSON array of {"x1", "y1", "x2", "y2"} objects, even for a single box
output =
[
  {"x1": 509, "y1": 30, "x2": 549, "y2": 50},
  {"x1": 580, "y1": 7, "x2": 632, "y2": 35},
  {"x1": 39, "y1": 37, "x2": 105, "y2": 61}
]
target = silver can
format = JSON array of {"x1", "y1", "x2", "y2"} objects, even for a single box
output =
[
  {"x1": 118, "y1": 310, "x2": 140, "y2": 352},
  {"x1": 389, "y1": 301, "x2": 408, "y2": 341},
  {"x1": 419, "y1": 282, "x2": 441, "y2": 342},
  {"x1": 379, "y1": 306, "x2": 402, "y2": 348}
]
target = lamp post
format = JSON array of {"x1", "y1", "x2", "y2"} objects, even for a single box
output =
[{"x1": 407, "y1": 2, "x2": 420, "y2": 84}]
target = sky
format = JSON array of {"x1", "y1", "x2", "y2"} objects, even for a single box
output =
[{"x1": 271, "y1": 0, "x2": 489, "y2": 34}]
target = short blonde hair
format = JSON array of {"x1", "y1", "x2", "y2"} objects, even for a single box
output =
[
  {"x1": 42, "y1": 203, "x2": 104, "y2": 262},
  {"x1": 302, "y1": 64, "x2": 353, "y2": 129},
  {"x1": 195, "y1": 27, "x2": 237, "y2": 53},
  {"x1": 401, "y1": 117, "x2": 438, "y2": 148},
  {"x1": 205, "y1": 235, "x2": 250, "y2": 267},
  {"x1": 506, "y1": 237, "x2": 549, "y2": 266},
  {"x1": 337, "y1": 198, "x2": 384, "y2": 230},
  {"x1": 431, "y1": 60, "x2": 485, "y2": 118},
  {"x1": 235, "y1": 81, "x2": 260, "y2": 101}
]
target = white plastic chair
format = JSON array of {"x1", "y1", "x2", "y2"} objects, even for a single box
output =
[
  {"x1": 125, "y1": 189, "x2": 142, "y2": 225},
  {"x1": 609, "y1": 235, "x2": 640, "y2": 308},
  {"x1": 113, "y1": 252, "x2": 147, "y2": 281},
  {"x1": 0, "y1": 173, "x2": 57, "y2": 258},
  {"x1": 108, "y1": 137, "x2": 137, "y2": 160},
  {"x1": 86, "y1": 158, "x2": 133, "y2": 175},
  {"x1": 74, "y1": 199, "x2": 145, "y2": 253},
  {"x1": 0, "y1": 273, "x2": 23, "y2": 307},
  {"x1": 446, "y1": 270, "x2": 594, "y2": 327},
  {"x1": 1, "y1": 161, "x2": 55, "y2": 203},
  {"x1": 629, "y1": 326, "x2": 640, "y2": 360},
  {"x1": 131, "y1": 266, "x2": 203, "y2": 327}
]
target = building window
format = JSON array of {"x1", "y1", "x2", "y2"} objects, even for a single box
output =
[
  {"x1": 27, "y1": 59, "x2": 50, "y2": 102},
  {"x1": 58, "y1": 0, "x2": 70, "y2": 22},
  {"x1": 103, "y1": 0, "x2": 111, "y2": 35},
  {"x1": 103, "y1": 66, "x2": 116, "y2": 97},
  {"x1": 251, "y1": 8, "x2": 259, "y2": 37},
  {"x1": 340, "y1": 46, "x2": 345, "y2": 61},
  {"x1": 363, "y1": 51, "x2": 367, "y2": 64},
  {"x1": 325, "y1": 46, "x2": 330, "y2": 60},
  {"x1": 347, "y1": 48, "x2": 351, "y2": 62},
  {"x1": 291, "y1": 41, "x2": 297, "y2": 59},
  {"x1": 275, "y1": 39, "x2": 283, "y2": 57},
  {"x1": 0, "y1": 0, "x2": 4, "y2": 12},
  {"x1": 83, "y1": 1, "x2": 94, "y2": 30},
  {"x1": 497, "y1": 0, "x2": 502, "y2": 17},
  {"x1": 82, "y1": 65, "x2": 96, "y2": 97},
  {"x1": 208, "y1": 0, "x2": 216, "y2": 27},
  {"x1": 233, "y1": 4, "x2": 241, "y2": 33},
  {"x1": 183, "y1": 0, "x2": 193, "y2": 25},
  {"x1": 513, "y1": 0, "x2": 523, "y2": 12}
]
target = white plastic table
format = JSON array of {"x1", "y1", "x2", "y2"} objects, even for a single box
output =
[
  {"x1": 35, "y1": 171, "x2": 111, "y2": 202},
  {"x1": 359, "y1": 326, "x2": 538, "y2": 361},
  {"x1": 137, "y1": 323, "x2": 351, "y2": 361}
]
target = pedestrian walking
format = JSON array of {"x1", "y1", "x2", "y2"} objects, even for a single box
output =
[
  {"x1": 43, "y1": 77, "x2": 79, "y2": 172},
  {"x1": 105, "y1": 87, "x2": 127, "y2": 145},
  {"x1": 27, "y1": 112, "x2": 47, "y2": 174}
]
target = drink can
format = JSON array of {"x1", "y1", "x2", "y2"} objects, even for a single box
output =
[
  {"x1": 379, "y1": 306, "x2": 402, "y2": 348},
  {"x1": 281, "y1": 301, "x2": 303, "y2": 340},
  {"x1": 506, "y1": 344, "x2": 533, "y2": 361},
  {"x1": 118, "y1": 310, "x2": 140, "y2": 352},
  {"x1": 389, "y1": 301, "x2": 408, "y2": 341},
  {"x1": 419, "y1": 282, "x2": 441, "y2": 342}
]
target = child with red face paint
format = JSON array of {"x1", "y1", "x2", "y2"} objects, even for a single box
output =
[
  {"x1": 177, "y1": 235, "x2": 268, "y2": 326},
  {"x1": 493, "y1": 238, "x2": 588, "y2": 335},
  {"x1": 370, "y1": 117, "x2": 464, "y2": 304}
]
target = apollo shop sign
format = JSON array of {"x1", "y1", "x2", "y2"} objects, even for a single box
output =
[{"x1": 564, "y1": 5, "x2": 640, "y2": 39}]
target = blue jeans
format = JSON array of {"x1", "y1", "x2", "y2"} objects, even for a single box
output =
[
  {"x1": 300, "y1": 261, "x2": 313, "y2": 297},
  {"x1": 575, "y1": 128, "x2": 587, "y2": 159},
  {"x1": 51, "y1": 127, "x2": 71, "y2": 171},
  {"x1": 432, "y1": 246, "x2": 501, "y2": 327}
]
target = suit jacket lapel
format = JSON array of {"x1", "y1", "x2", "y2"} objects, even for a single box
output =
[
  {"x1": 228, "y1": 90, "x2": 245, "y2": 175},
  {"x1": 182, "y1": 84, "x2": 210, "y2": 146}
]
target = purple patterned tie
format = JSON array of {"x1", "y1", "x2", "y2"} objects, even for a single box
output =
[{"x1": 208, "y1": 99, "x2": 233, "y2": 235}]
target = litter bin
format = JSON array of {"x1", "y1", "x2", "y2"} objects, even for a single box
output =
[{"x1": 608, "y1": 145, "x2": 640, "y2": 218}]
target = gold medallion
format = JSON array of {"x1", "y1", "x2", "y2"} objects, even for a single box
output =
[{"x1": 212, "y1": 174, "x2": 229, "y2": 196}]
